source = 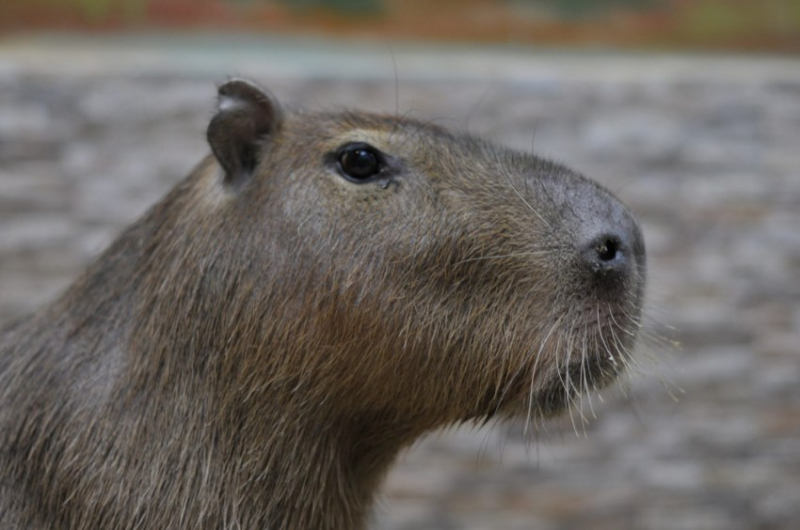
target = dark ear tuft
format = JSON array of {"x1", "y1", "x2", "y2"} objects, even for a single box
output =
[{"x1": 207, "y1": 79, "x2": 283, "y2": 186}]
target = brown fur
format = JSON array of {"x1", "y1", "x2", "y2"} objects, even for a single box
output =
[{"x1": 0, "y1": 81, "x2": 645, "y2": 529}]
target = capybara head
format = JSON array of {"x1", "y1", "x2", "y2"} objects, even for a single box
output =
[
  {"x1": 0, "y1": 78, "x2": 646, "y2": 530},
  {"x1": 176, "y1": 79, "x2": 646, "y2": 432}
]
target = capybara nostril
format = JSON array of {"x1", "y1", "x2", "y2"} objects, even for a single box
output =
[
  {"x1": 578, "y1": 197, "x2": 645, "y2": 289},
  {"x1": 583, "y1": 233, "x2": 628, "y2": 276},
  {"x1": 596, "y1": 235, "x2": 621, "y2": 263}
]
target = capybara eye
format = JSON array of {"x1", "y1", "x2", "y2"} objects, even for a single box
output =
[{"x1": 337, "y1": 143, "x2": 382, "y2": 181}]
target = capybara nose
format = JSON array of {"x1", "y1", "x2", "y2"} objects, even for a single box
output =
[{"x1": 579, "y1": 205, "x2": 645, "y2": 288}]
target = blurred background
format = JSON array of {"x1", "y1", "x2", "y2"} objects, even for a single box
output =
[
  {"x1": 1, "y1": 1, "x2": 799, "y2": 529},
  {"x1": 2, "y1": 0, "x2": 800, "y2": 51}
]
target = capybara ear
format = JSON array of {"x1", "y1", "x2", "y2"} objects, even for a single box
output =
[{"x1": 207, "y1": 79, "x2": 283, "y2": 186}]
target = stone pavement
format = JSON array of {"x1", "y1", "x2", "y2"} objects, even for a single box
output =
[{"x1": 1, "y1": 35, "x2": 799, "y2": 529}]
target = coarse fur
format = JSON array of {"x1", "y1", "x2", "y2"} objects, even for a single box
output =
[{"x1": 0, "y1": 80, "x2": 645, "y2": 529}]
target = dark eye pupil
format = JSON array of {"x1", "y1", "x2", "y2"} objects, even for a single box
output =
[{"x1": 341, "y1": 148, "x2": 380, "y2": 180}]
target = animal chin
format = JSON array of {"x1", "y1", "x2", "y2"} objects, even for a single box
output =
[{"x1": 490, "y1": 323, "x2": 637, "y2": 422}]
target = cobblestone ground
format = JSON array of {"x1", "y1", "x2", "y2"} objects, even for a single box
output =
[{"x1": 1, "y1": 37, "x2": 799, "y2": 530}]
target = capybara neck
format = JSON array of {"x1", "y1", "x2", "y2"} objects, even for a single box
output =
[{"x1": 0, "y1": 79, "x2": 646, "y2": 529}]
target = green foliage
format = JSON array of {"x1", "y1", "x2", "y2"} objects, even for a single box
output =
[
  {"x1": 511, "y1": 0, "x2": 662, "y2": 18},
  {"x1": 282, "y1": 0, "x2": 385, "y2": 16},
  {"x1": 78, "y1": 0, "x2": 112, "y2": 19},
  {"x1": 682, "y1": 1, "x2": 751, "y2": 37},
  {"x1": 36, "y1": 0, "x2": 146, "y2": 21},
  {"x1": 681, "y1": 0, "x2": 800, "y2": 38}
]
